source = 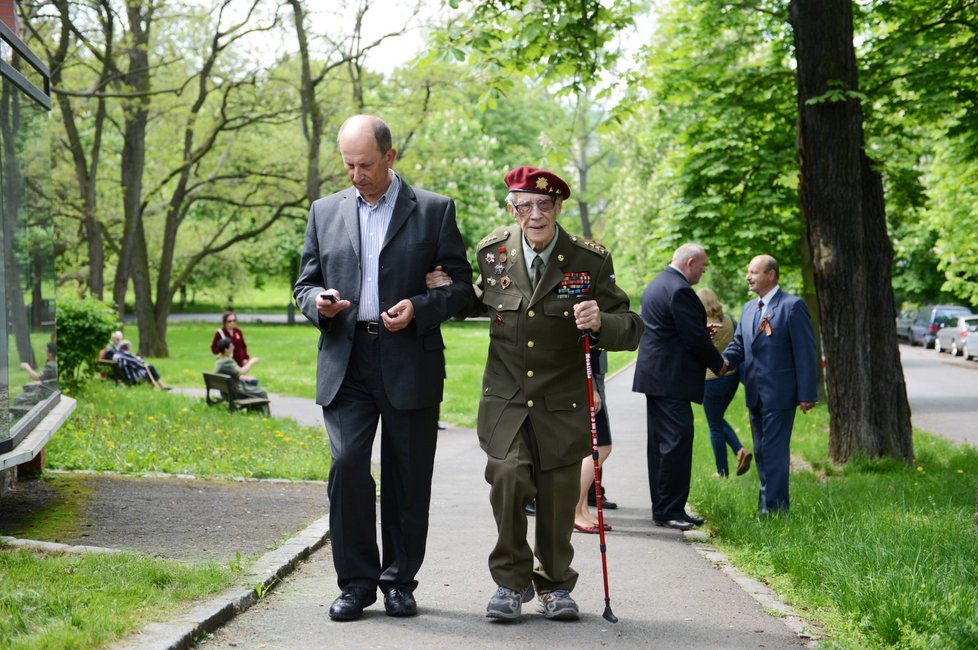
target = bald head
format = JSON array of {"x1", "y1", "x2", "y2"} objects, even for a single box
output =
[
  {"x1": 746, "y1": 254, "x2": 779, "y2": 296},
  {"x1": 337, "y1": 115, "x2": 392, "y2": 154},
  {"x1": 337, "y1": 115, "x2": 396, "y2": 205},
  {"x1": 672, "y1": 243, "x2": 709, "y2": 285}
]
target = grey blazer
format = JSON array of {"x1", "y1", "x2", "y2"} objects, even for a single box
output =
[{"x1": 294, "y1": 178, "x2": 472, "y2": 409}]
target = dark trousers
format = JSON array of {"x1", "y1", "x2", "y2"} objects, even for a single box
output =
[
  {"x1": 323, "y1": 331, "x2": 439, "y2": 592},
  {"x1": 748, "y1": 404, "x2": 796, "y2": 512},
  {"x1": 702, "y1": 372, "x2": 743, "y2": 476},
  {"x1": 645, "y1": 395, "x2": 694, "y2": 520}
]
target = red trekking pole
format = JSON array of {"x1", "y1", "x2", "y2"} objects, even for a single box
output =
[{"x1": 582, "y1": 332, "x2": 618, "y2": 623}]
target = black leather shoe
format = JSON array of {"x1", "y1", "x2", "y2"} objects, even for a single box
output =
[
  {"x1": 683, "y1": 514, "x2": 704, "y2": 526},
  {"x1": 383, "y1": 586, "x2": 418, "y2": 617},
  {"x1": 587, "y1": 485, "x2": 618, "y2": 509},
  {"x1": 328, "y1": 586, "x2": 376, "y2": 621},
  {"x1": 653, "y1": 518, "x2": 693, "y2": 531},
  {"x1": 524, "y1": 500, "x2": 536, "y2": 516}
]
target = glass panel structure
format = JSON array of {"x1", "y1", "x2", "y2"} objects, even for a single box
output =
[{"x1": 0, "y1": 20, "x2": 55, "y2": 454}]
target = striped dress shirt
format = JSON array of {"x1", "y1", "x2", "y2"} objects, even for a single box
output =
[{"x1": 356, "y1": 172, "x2": 400, "y2": 322}]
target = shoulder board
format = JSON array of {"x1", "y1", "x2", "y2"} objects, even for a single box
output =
[
  {"x1": 569, "y1": 236, "x2": 608, "y2": 257},
  {"x1": 476, "y1": 227, "x2": 512, "y2": 251}
]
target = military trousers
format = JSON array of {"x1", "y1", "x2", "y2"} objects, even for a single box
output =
[{"x1": 485, "y1": 417, "x2": 580, "y2": 594}]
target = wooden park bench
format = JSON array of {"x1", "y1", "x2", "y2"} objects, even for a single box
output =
[
  {"x1": 202, "y1": 371, "x2": 271, "y2": 415},
  {"x1": 98, "y1": 358, "x2": 124, "y2": 384}
]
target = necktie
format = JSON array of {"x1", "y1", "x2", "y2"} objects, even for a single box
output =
[
  {"x1": 531, "y1": 255, "x2": 544, "y2": 289},
  {"x1": 753, "y1": 299, "x2": 765, "y2": 331}
]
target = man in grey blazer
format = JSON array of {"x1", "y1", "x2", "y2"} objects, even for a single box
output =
[
  {"x1": 294, "y1": 115, "x2": 472, "y2": 621},
  {"x1": 723, "y1": 254, "x2": 818, "y2": 513}
]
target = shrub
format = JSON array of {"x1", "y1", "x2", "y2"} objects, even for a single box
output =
[{"x1": 57, "y1": 298, "x2": 118, "y2": 387}]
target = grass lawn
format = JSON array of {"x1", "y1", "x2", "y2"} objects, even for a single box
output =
[
  {"x1": 0, "y1": 547, "x2": 232, "y2": 650},
  {"x1": 687, "y1": 401, "x2": 978, "y2": 648}
]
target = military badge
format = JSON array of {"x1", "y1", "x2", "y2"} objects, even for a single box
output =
[
  {"x1": 556, "y1": 272, "x2": 591, "y2": 299},
  {"x1": 609, "y1": 274, "x2": 616, "y2": 284},
  {"x1": 497, "y1": 246, "x2": 507, "y2": 263},
  {"x1": 487, "y1": 277, "x2": 497, "y2": 287},
  {"x1": 494, "y1": 264, "x2": 505, "y2": 275},
  {"x1": 494, "y1": 312, "x2": 505, "y2": 325},
  {"x1": 485, "y1": 252, "x2": 495, "y2": 264},
  {"x1": 500, "y1": 276, "x2": 512, "y2": 289}
]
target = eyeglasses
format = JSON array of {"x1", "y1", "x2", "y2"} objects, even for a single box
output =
[
  {"x1": 511, "y1": 197, "x2": 556, "y2": 217},
  {"x1": 226, "y1": 319, "x2": 237, "y2": 323}
]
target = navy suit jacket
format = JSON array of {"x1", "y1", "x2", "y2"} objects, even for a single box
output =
[
  {"x1": 632, "y1": 266, "x2": 725, "y2": 404},
  {"x1": 293, "y1": 178, "x2": 472, "y2": 409},
  {"x1": 723, "y1": 289, "x2": 818, "y2": 410}
]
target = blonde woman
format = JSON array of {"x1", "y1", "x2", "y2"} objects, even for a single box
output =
[{"x1": 697, "y1": 288, "x2": 751, "y2": 477}]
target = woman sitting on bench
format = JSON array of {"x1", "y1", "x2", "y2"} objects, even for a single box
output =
[{"x1": 214, "y1": 338, "x2": 268, "y2": 400}]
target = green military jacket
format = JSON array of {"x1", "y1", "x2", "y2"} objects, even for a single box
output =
[{"x1": 474, "y1": 223, "x2": 642, "y2": 470}]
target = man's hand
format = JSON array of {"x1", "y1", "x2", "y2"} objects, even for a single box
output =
[
  {"x1": 707, "y1": 322, "x2": 723, "y2": 339},
  {"x1": 800, "y1": 401, "x2": 817, "y2": 414},
  {"x1": 382, "y1": 299, "x2": 415, "y2": 332},
  {"x1": 593, "y1": 387, "x2": 603, "y2": 413},
  {"x1": 425, "y1": 265, "x2": 453, "y2": 289},
  {"x1": 716, "y1": 358, "x2": 730, "y2": 377},
  {"x1": 316, "y1": 290, "x2": 352, "y2": 318},
  {"x1": 573, "y1": 300, "x2": 602, "y2": 333}
]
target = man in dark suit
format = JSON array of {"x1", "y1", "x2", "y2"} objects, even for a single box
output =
[
  {"x1": 466, "y1": 166, "x2": 641, "y2": 621},
  {"x1": 294, "y1": 115, "x2": 472, "y2": 621},
  {"x1": 723, "y1": 254, "x2": 817, "y2": 513},
  {"x1": 632, "y1": 244, "x2": 726, "y2": 531}
]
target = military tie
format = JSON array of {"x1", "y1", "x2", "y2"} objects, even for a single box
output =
[
  {"x1": 531, "y1": 255, "x2": 544, "y2": 289},
  {"x1": 753, "y1": 299, "x2": 765, "y2": 331}
]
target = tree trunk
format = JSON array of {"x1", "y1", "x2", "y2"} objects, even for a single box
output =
[
  {"x1": 290, "y1": 0, "x2": 324, "y2": 203},
  {"x1": 51, "y1": 0, "x2": 107, "y2": 300},
  {"x1": 113, "y1": 2, "x2": 152, "y2": 319},
  {"x1": 789, "y1": 0, "x2": 913, "y2": 463}
]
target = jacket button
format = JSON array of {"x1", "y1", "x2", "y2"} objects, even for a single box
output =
[
  {"x1": 527, "y1": 341, "x2": 534, "y2": 348},
  {"x1": 527, "y1": 370, "x2": 534, "y2": 378},
  {"x1": 527, "y1": 400, "x2": 534, "y2": 408},
  {"x1": 572, "y1": 402, "x2": 577, "y2": 408},
  {"x1": 528, "y1": 310, "x2": 535, "y2": 317},
  {"x1": 498, "y1": 304, "x2": 504, "y2": 309},
  {"x1": 563, "y1": 311, "x2": 569, "y2": 317},
  {"x1": 484, "y1": 387, "x2": 490, "y2": 393}
]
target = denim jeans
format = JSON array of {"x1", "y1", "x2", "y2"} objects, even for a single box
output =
[{"x1": 702, "y1": 371, "x2": 743, "y2": 475}]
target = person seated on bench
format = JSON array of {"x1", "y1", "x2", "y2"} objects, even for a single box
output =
[
  {"x1": 102, "y1": 330, "x2": 123, "y2": 361},
  {"x1": 114, "y1": 339, "x2": 170, "y2": 389},
  {"x1": 214, "y1": 338, "x2": 268, "y2": 400},
  {"x1": 20, "y1": 340, "x2": 59, "y2": 385},
  {"x1": 15, "y1": 341, "x2": 60, "y2": 413}
]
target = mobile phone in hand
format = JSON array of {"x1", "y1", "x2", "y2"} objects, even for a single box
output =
[{"x1": 319, "y1": 292, "x2": 337, "y2": 303}]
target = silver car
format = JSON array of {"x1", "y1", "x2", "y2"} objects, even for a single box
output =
[
  {"x1": 962, "y1": 319, "x2": 978, "y2": 360},
  {"x1": 910, "y1": 304, "x2": 972, "y2": 348},
  {"x1": 934, "y1": 315, "x2": 978, "y2": 356}
]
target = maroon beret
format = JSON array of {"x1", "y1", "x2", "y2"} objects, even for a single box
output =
[{"x1": 504, "y1": 166, "x2": 571, "y2": 199}]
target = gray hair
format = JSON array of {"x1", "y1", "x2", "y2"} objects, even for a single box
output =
[{"x1": 672, "y1": 243, "x2": 706, "y2": 266}]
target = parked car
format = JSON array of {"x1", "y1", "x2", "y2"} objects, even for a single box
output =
[
  {"x1": 895, "y1": 308, "x2": 918, "y2": 341},
  {"x1": 909, "y1": 304, "x2": 973, "y2": 348},
  {"x1": 963, "y1": 321, "x2": 978, "y2": 360},
  {"x1": 934, "y1": 315, "x2": 978, "y2": 356}
]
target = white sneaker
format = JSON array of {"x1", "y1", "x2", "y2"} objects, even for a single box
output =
[{"x1": 538, "y1": 589, "x2": 579, "y2": 620}]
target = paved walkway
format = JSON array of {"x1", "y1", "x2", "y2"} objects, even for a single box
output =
[{"x1": 135, "y1": 364, "x2": 812, "y2": 650}]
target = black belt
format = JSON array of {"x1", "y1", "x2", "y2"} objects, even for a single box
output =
[{"x1": 355, "y1": 321, "x2": 380, "y2": 335}]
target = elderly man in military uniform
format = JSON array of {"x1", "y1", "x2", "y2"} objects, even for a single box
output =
[{"x1": 465, "y1": 166, "x2": 642, "y2": 621}]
